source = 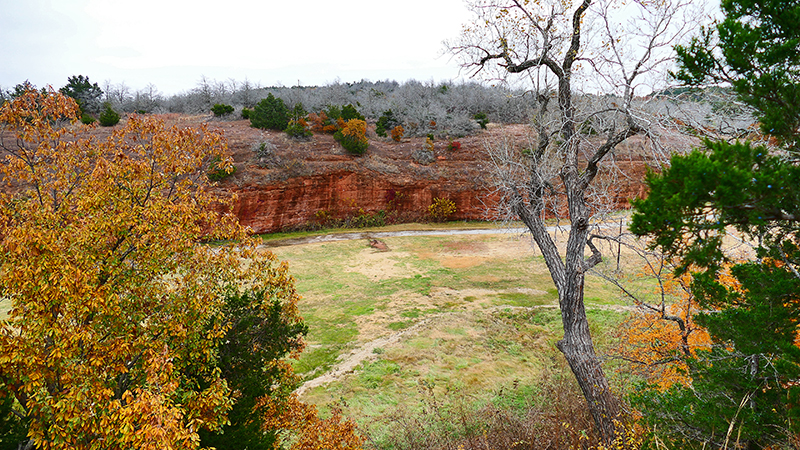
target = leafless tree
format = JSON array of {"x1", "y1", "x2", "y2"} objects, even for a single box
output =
[
  {"x1": 447, "y1": 0, "x2": 703, "y2": 442},
  {"x1": 233, "y1": 78, "x2": 259, "y2": 109}
]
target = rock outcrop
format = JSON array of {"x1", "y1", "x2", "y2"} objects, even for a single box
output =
[{"x1": 210, "y1": 120, "x2": 651, "y2": 234}]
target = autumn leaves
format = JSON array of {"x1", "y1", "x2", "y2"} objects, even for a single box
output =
[{"x1": 0, "y1": 89, "x2": 358, "y2": 449}]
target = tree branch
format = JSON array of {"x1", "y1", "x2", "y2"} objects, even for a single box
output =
[{"x1": 585, "y1": 235, "x2": 603, "y2": 271}]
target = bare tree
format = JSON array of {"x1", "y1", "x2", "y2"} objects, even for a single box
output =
[
  {"x1": 447, "y1": 0, "x2": 701, "y2": 442},
  {"x1": 233, "y1": 78, "x2": 259, "y2": 109},
  {"x1": 131, "y1": 83, "x2": 164, "y2": 113}
]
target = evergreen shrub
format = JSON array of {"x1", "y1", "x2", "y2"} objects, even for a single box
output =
[
  {"x1": 474, "y1": 112, "x2": 488, "y2": 129},
  {"x1": 334, "y1": 119, "x2": 369, "y2": 155},
  {"x1": 250, "y1": 94, "x2": 290, "y2": 131},
  {"x1": 376, "y1": 110, "x2": 400, "y2": 137},
  {"x1": 98, "y1": 104, "x2": 120, "y2": 127},
  {"x1": 211, "y1": 103, "x2": 234, "y2": 117}
]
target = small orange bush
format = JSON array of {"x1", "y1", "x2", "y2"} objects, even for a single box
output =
[
  {"x1": 307, "y1": 111, "x2": 328, "y2": 132},
  {"x1": 335, "y1": 119, "x2": 369, "y2": 155},
  {"x1": 391, "y1": 125, "x2": 404, "y2": 142}
]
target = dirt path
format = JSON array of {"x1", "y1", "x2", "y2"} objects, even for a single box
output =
[
  {"x1": 262, "y1": 219, "x2": 631, "y2": 248},
  {"x1": 295, "y1": 303, "x2": 636, "y2": 395},
  {"x1": 262, "y1": 227, "x2": 529, "y2": 248},
  {"x1": 295, "y1": 318, "x2": 433, "y2": 396}
]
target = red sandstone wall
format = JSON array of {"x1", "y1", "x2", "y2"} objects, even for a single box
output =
[{"x1": 225, "y1": 171, "x2": 497, "y2": 233}]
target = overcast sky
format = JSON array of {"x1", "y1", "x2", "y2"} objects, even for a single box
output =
[{"x1": 0, "y1": 0, "x2": 475, "y2": 95}]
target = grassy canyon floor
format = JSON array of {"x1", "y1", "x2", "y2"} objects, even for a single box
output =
[{"x1": 267, "y1": 221, "x2": 643, "y2": 443}]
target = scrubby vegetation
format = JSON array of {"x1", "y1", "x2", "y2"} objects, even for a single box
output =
[
  {"x1": 334, "y1": 119, "x2": 369, "y2": 155},
  {"x1": 285, "y1": 118, "x2": 313, "y2": 139},
  {"x1": 98, "y1": 102, "x2": 120, "y2": 126},
  {"x1": 211, "y1": 103, "x2": 234, "y2": 117},
  {"x1": 2, "y1": 0, "x2": 797, "y2": 444},
  {"x1": 427, "y1": 197, "x2": 456, "y2": 222},
  {"x1": 0, "y1": 90, "x2": 317, "y2": 449},
  {"x1": 2, "y1": 78, "x2": 536, "y2": 140},
  {"x1": 250, "y1": 93, "x2": 290, "y2": 131}
]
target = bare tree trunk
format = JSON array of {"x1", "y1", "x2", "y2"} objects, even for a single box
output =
[
  {"x1": 557, "y1": 199, "x2": 621, "y2": 442},
  {"x1": 515, "y1": 173, "x2": 621, "y2": 443},
  {"x1": 448, "y1": 0, "x2": 699, "y2": 443}
]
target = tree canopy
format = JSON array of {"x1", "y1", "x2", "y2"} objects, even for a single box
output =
[
  {"x1": 630, "y1": 142, "x2": 800, "y2": 446},
  {"x1": 673, "y1": 0, "x2": 800, "y2": 151},
  {"x1": 631, "y1": 0, "x2": 800, "y2": 446},
  {"x1": 0, "y1": 89, "x2": 308, "y2": 449},
  {"x1": 447, "y1": 0, "x2": 698, "y2": 443},
  {"x1": 59, "y1": 75, "x2": 103, "y2": 116}
]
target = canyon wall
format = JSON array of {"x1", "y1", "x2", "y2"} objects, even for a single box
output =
[
  {"x1": 213, "y1": 122, "x2": 647, "y2": 234},
  {"x1": 225, "y1": 170, "x2": 497, "y2": 233}
]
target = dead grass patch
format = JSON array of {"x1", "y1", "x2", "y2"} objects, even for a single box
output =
[
  {"x1": 439, "y1": 256, "x2": 488, "y2": 269},
  {"x1": 344, "y1": 248, "x2": 421, "y2": 281},
  {"x1": 0, "y1": 298, "x2": 10, "y2": 320}
]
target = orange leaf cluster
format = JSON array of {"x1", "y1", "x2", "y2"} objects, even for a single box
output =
[
  {"x1": 391, "y1": 125, "x2": 404, "y2": 142},
  {"x1": 340, "y1": 119, "x2": 367, "y2": 141},
  {"x1": 616, "y1": 271, "x2": 711, "y2": 390},
  {"x1": 336, "y1": 119, "x2": 369, "y2": 155},
  {"x1": 259, "y1": 393, "x2": 363, "y2": 450},
  {"x1": 308, "y1": 111, "x2": 338, "y2": 134}
]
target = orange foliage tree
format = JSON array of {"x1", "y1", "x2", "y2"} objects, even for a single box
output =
[
  {"x1": 614, "y1": 268, "x2": 712, "y2": 390},
  {"x1": 259, "y1": 394, "x2": 362, "y2": 450},
  {"x1": 390, "y1": 125, "x2": 404, "y2": 142},
  {"x1": 0, "y1": 89, "x2": 309, "y2": 449}
]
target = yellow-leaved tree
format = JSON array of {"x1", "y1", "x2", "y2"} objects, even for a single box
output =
[
  {"x1": 614, "y1": 269, "x2": 712, "y2": 390},
  {"x1": 0, "y1": 88, "x2": 308, "y2": 449}
]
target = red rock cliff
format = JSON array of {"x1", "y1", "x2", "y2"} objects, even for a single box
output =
[{"x1": 212, "y1": 121, "x2": 648, "y2": 234}]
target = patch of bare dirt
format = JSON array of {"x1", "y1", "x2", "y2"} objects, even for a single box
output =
[{"x1": 343, "y1": 247, "x2": 421, "y2": 281}]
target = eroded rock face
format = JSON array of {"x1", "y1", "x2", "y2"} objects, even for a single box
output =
[
  {"x1": 224, "y1": 170, "x2": 496, "y2": 233},
  {"x1": 211, "y1": 121, "x2": 650, "y2": 234}
]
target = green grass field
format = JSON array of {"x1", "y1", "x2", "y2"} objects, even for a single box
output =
[{"x1": 268, "y1": 228, "x2": 637, "y2": 439}]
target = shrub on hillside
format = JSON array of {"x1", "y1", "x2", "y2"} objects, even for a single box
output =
[
  {"x1": 308, "y1": 111, "x2": 333, "y2": 133},
  {"x1": 340, "y1": 103, "x2": 365, "y2": 121},
  {"x1": 252, "y1": 140, "x2": 280, "y2": 168},
  {"x1": 428, "y1": 197, "x2": 456, "y2": 222},
  {"x1": 211, "y1": 103, "x2": 234, "y2": 117},
  {"x1": 207, "y1": 155, "x2": 236, "y2": 181},
  {"x1": 285, "y1": 119, "x2": 313, "y2": 139},
  {"x1": 325, "y1": 105, "x2": 342, "y2": 121},
  {"x1": 250, "y1": 94, "x2": 290, "y2": 131},
  {"x1": 98, "y1": 103, "x2": 120, "y2": 127},
  {"x1": 241, "y1": 108, "x2": 252, "y2": 119},
  {"x1": 290, "y1": 102, "x2": 308, "y2": 122},
  {"x1": 473, "y1": 112, "x2": 489, "y2": 129},
  {"x1": 391, "y1": 125, "x2": 404, "y2": 142},
  {"x1": 376, "y1": 110, "x2": 401, "y2": 137},
  {"x1": 412, "y1": 137, "x2": 436, "y2": 165},
  {"x1": 253, "y1": 140, "x2": 277, "y2": 159},
  {"x1": 334, "y1": 119, "x2": 369, "y2": 155},
  {"x1": 80, "y1": 113, "x2": 96, "y2": 125}
]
